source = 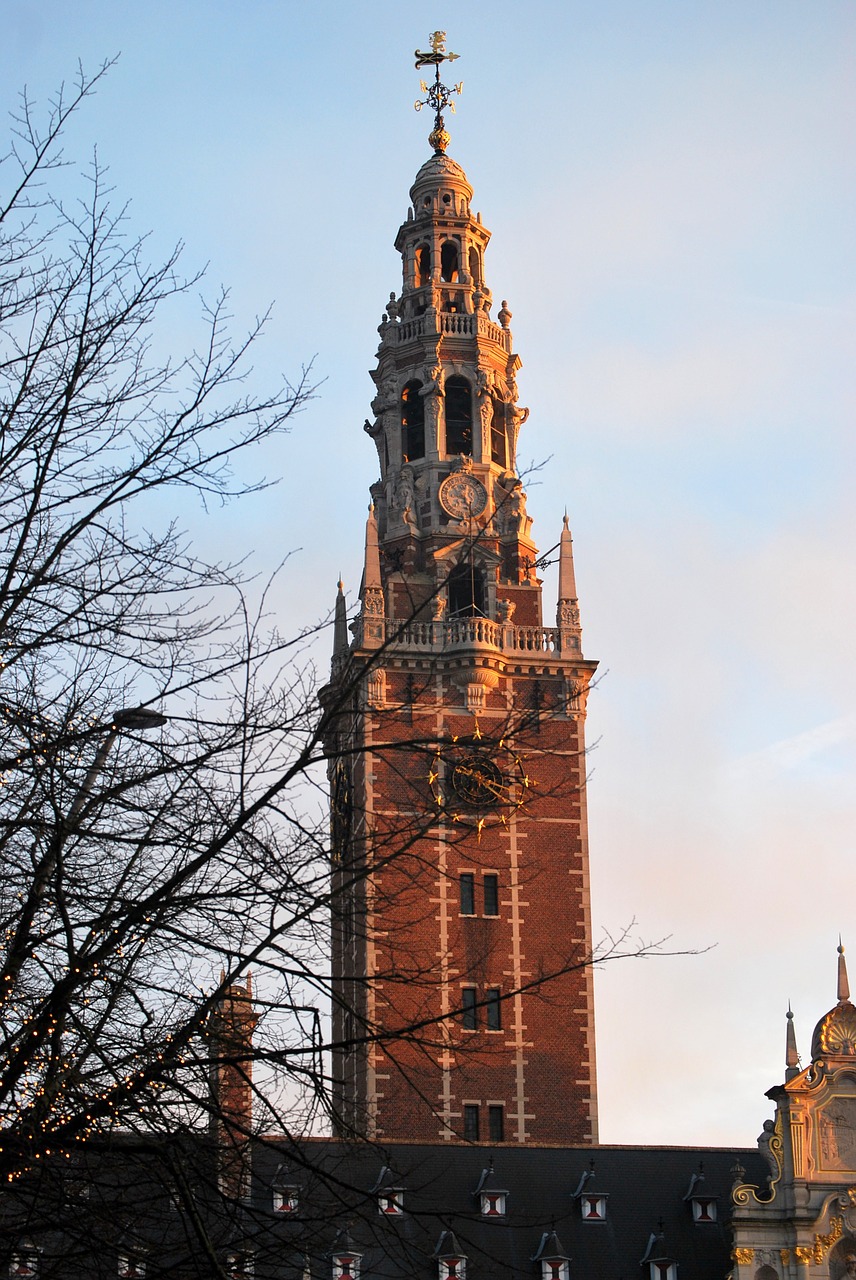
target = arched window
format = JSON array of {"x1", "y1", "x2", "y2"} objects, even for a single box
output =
[
  {"x1": 416, "y1": 245, "x2": 431, "y2": 287},
  {"x1": 440, "y1": 241, "x2": 460, "y2": 283},
  {"x1": 445, "y1": 377, "x2": 472, "y2": 456},
  {"x1": 448, "y1": 562, "x2": 486, "y2": 618},
  {"x1": 401, "y1": 382, "x2": 425, "y2": 461},
  {"x1": 468, "y1": 246, "x2": 481, "y2": 286},
  {"x1": 490, "y1": 401, "x2": 507, "y2": 466}
]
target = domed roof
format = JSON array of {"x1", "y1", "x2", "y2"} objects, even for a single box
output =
[
  {"x1": 811, "y1": 1000, "x2": 856, "y2": 1060},
  {"x1": 409, "y1": 152, "x2": 473, "y2": 205},
  {"x1": 811, "y1": 943, "x2": 856, "y2": 1060}
]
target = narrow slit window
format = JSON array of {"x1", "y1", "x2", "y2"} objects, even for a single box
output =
[
  {"x1": 445, "y1": 377, "x2": 472, "y2": 456},
  {"x1": 461, "y1": 987, "x2": 478, "y2": 1031},
  {"x1": 441, "y1": 240, "x2": 460, "y2": 282},
  {"x1": 416, "y1": 244, "x2": 431, "y2": 287},
  {"x1": 460, "y1": 873, "x2": 475, "y2": 916},
  {"x1": 401, "y1": 381, "x2": 425, "y2": 462},
  {"x1": 463, "y1": 1104, "x2": 480, "y2": 1142},
  {"x1": 488, "y1": 1105, "x2": 504, "y2": 1142},
  {"x1": 486, "y1": 989, "x2": 502, "y2": 1031},
  {"x1": 490, "y1": 402, "x2": 507, "y2": 466},
  {"x1": 483, "y1": 874, "x2": 499, "y2": 916}
]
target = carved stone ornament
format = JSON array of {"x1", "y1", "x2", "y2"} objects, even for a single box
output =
[
  {"x1": 439, "y1": 471, "x2": 488, "y2": 519},
  {"x1": 814, "y1": 1003, "x2": 856, "y2": 1057},
  {"x1": 362, "y1": 587, "x2": 385, "y2": 618},
  {"x1": 559, "y1": 600, "x2": 581, "y2": 627},
  {"x1": 732, "y1": 1249, "x2": 755, "y2": 1266}
]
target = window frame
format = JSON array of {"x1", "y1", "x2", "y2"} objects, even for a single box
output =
[
  {"x1": 483, "y1": 874, "x2": 499, "y2": 916},
  {"x1": 461, "y1": 986, "x2": 478, "y2": 1031},
  {"x1": 463, "y1": 1103, "x2": 480, "y2": 1142},
  {"x1": 486, "y1": 988, "x2": 502, "y2": 1032}
]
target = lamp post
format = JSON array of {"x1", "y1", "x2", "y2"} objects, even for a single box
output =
[
  {"x1": 1, "y1": 706, "x2": 169, "y2": 1019},
  {"x1": 66, "y1": 706, "x2": 168, "y2": 820}
]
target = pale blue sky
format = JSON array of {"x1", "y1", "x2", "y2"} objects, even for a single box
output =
[{"x1": 3, "y1": 1, "x2": 855, "y2": 1144}]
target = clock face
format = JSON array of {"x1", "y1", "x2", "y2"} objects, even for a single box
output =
[
  {"x1": 429, "y1": 738, "x2": 531, "y2": 827},
  {"x1": 450, "y1": 753, "x2": 504, "y2": 808},
  {"x1": 438, "y1": 472, "x2": 488, "y2": 519}
]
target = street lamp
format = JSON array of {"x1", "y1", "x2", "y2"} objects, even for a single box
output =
[{"x1": 67, "y1": 706, "x2": 168, "y2": 820}]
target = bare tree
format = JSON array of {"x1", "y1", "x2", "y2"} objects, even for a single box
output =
[{"x1": 0, "y1": 65, "x2": 673, "y2": 1277}]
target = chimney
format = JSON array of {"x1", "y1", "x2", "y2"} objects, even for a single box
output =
[{"x1": 208, "y1": 975, "x2": 258, "y2": 1200}]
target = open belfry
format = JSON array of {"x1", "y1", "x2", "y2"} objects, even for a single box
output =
[{"x1": 322, "y1": 34, "x2": 599, "y2": 1147}]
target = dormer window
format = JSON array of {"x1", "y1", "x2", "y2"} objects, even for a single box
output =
[
  {"x1": 332, "y1": 1255, "x2": 360, "y2": 1280},
  {"x1": 273, "y1": 1186, "x2": 299, "y2": 1213},
  {"x1": 649, "y1": 1264, "x2": 677, "y2": 1280},
  {"x1": 690, "y1": 1197, "x2": 716, "y2": 1223},
  {"x1": 272, "y1": 1163, "x2": 300, "y2": 1213},
  {"x1": 683, "y1": 1166, "x2": 716, "y2": 1223},
  {"x1": 533, "y1": 1231, "x2": 570, "y2": 1280},
  {"x1": 225, "y1": 1252, "x2": 253, "y2": 1280},
  {"x1": 117, "y1": 1257, "x2": 146, "y2": 1279},
  {"x1": 373, "y1": 1165, "x2": 406, "y2": 1216},
  {"x1": 10, "y1": 1245, "x2": 39, "y2": 1278},
  {"x1": 379, "y1": 1189, "x2": 405, "y2": 1216},
  {"x1": 581, "y1": 1193, "x2": 608, "y2": 1221},
  {"x1": 480, "y1": 1190, "x2": 507, "y2": 1217},
  {"x1": 641, "y1": 1232, "x2": 677, "y2": 1280},
  {"x1": 435, "y1": 1230, "x2": 467, "y2": 1280}
]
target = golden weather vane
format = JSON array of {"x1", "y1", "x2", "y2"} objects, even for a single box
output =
[{"x1": 413, "y1": 31, "x2": 463, "y2": 154}]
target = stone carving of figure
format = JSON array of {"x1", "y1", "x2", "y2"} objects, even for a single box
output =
[
  {"x1": 393, "y1": 466, "x2": 418, "y2": 532},
  {"x1": 475, "y1": 368, "x2": 491, "y2": 396},
  {"x1": 508, "y1": 403, "x2": 529, "y2": 463},
  {"x1": 420, "y1": 363, "x2": 444, "y2": 397},
  {"x1": 419, "y1": 364, "x2": 443, "y2": 451},
  {"x1": 757, "y1": 1119, "x2": 779, "y2": 1183},
  {"x1": 494, "y1": 474, "x2": 526, "y2": 533},
  {"x1": 451, "y1": 453, "x2": 474, "y2": 475}
]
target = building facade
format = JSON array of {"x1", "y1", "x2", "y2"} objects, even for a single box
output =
[{"x1": 322, "y1": 48, "x2": 598, "y2": 1147}]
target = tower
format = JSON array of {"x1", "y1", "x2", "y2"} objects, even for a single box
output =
[{"x1": 322, "y1": 34, "x2": 599, "y2": 1146}]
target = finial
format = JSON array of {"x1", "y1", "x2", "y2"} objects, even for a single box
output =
[
  {"x1": 839, "y1": 938, "x2": 850, "y2": 1002},
  {"x1": 414, "y1": 32, "x2": 462, "y2": 154},
  {"x1": 562, "y1": 511, "x2": 570, "y2": 530},
  {"x1": 785, "y1": 1000, "x2": 799, "y2": 1075}
]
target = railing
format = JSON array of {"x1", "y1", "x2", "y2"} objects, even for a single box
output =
[
  {"x1": 383, "y1": 617, "x2": 563, "y2": 654},
  {"x1": 391, "y1": 312, "x2": 511, "y2": 352}
]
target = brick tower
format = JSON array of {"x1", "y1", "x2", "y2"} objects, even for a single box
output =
[{"x1": 322, "y1": 36, "x2": 599, "y2": 1147}]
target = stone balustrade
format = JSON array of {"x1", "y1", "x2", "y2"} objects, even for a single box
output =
[
  {"x1": 391, "y1": 312, "x2": 510, "y2": 351},
  {"x1": 373, "y1": 616, "x2": 568, "y2": 654}
]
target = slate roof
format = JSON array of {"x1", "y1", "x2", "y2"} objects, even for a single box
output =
[{"x1": 0, "y1": 1137, "x2": 770, "y2": 1279}]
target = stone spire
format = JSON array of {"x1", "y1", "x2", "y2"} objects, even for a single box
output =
[
  {"x1": 838, "y1": 938, "x2": 850, "y2": 1002},
  {"x1": 359, "y1": 504, "x2": 385, "y2": 648},
  {"x1": 333, "y1": 579, "x2": 349, "y2": 662},
  {"x1": 785, "y1": 1003, "x2": 800, "y2": 1079},
  {"x1": 556, "y1": 514, "x2": 582, "y2": 655},
  {"x1": 558, "y1": 513, "x2": 578, "y2": 604}
]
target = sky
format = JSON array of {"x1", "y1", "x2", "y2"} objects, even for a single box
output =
[{"x1": 3, "y1": 1, "x2": 854, "y2": 1147}]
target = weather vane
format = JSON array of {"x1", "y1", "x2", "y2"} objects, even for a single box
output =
[{"x1": 414, "y1": 31, "x2": 463, "y2": 154}]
